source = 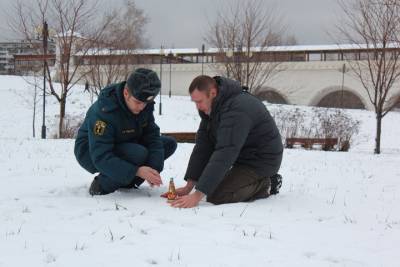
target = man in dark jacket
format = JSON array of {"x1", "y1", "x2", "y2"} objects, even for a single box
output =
[
  {"x1": 75, "y1": 68, "x2": 177, "y2": 195},
  {"x1": 166, "y1": 75, "x2": 283, "y2": 208}
]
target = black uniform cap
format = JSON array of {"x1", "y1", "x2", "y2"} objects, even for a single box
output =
[{"x1": 126, "y1": 68, "x2": 161, "y2": 103}]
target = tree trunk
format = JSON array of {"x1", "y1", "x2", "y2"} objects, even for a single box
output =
[
  {"x1": 58, "y1": 98, "x2": 66, "y2": 138},
  {"x1": 374, "y1": 113, "x2": 382, "y2": 154}
]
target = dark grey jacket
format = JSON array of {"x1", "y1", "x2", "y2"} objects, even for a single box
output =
[{"x1": 184, "y1": 77, "x2": 283, "y2": 196}]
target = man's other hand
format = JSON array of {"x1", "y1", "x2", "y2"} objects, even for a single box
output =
[
  {"x1": 169, "y1": 191, "x2": 205, "y2": 208},
  {"x1": 136, "y1": 166, "x2": 162, "y2": 187}
]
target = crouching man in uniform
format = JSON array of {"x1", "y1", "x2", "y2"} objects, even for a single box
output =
[
  {"x1": 75, "y1": 68, "x2": 177, "y2": 195},
  {"x1": 164, "y1": 75, "x2": 283, "y2": 208}
]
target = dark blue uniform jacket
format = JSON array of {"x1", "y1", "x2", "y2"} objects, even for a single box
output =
[{"x1": 74, "y1": 82, "x2": 164, "y2": 182}]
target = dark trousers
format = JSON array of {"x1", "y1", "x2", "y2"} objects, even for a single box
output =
[
  {"x1": 78, "y1": 136, "x2": 177, "y2": 193},
  {"x1": 206, "y1": 165, "x2": 272, "y2": 205}
]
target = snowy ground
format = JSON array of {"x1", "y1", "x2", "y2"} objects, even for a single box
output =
[{"x1": 0, "y1": 75, "x2": 399, "y2": 266}]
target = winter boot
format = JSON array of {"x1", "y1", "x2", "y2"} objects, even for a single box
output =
[
  {"x1": 89, "y1": 176, "x2": 106, "y2": 196},
  {"x1": 270, "y1": 174, "x2": 282, "y2": 195}
]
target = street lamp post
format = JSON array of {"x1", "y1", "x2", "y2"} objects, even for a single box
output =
[
  {"x1": 340, "y1": 63, "x2": 346, "y2": 108},
  {"x1": 41, "y1": 21, "x2": 48, "y2": 139},
  {"x1": 168, "y1": 51, "x2": 173, "y2": 98},
  {"x1": 245, "y1": 48, "x2": 253, "y2": 89},
  {"x1": 225, "y1": 49, "x2": 233, "y2": 78},
  {"x1": 159, "y1": 45, "x2": 164, "y2": 115},
  {"x1": 201, "y1": 44, "x2": 205, "y2": 75}
]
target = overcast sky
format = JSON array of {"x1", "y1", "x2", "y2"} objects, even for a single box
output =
[{"x1": 0, "y1": 0, "x2": 342, "y2": 48}]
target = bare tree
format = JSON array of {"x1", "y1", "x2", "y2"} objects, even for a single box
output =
[
  {"x1": 336, "y1": 0, "x2": 400, "y2": 154},
  {"x1": 28, "y1": 75, "x2": 41, "y2": 138},
  {"x1": 9, "y1": 0, "x2": 114, "y2": 138},
  {"x1": 284, "y1": 34, "x2": 298, "y2": 46},
  {"x1": 205, "y1": 0, "x2": 288, "y2": 92},
  {"x1": 85, "y1": 0, "x2": 148, "y2": 96},
  {"x1": 13, "y1": 75, "x2": 42, "y2": 138}
]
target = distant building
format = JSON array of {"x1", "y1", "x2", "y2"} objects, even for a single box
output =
[
  {"x1": 4, "y1": 36, "x2": 399, "y2": 111},
  {"x1": 73, "y1": 44, "x2": 400, "y2": 111},
  {"x1": 0, "y1": 39, "x2": 56, "y2": 75},
  {"x1": 14, "y1": 54, "x2": 56, "y2": 75}
]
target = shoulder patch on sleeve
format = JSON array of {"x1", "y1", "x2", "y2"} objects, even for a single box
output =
[{"x1": 93, "y1": 120, "x2": 107, "y2": 136}]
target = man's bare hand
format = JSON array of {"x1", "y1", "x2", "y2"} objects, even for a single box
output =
[
  {"x1": 169, "y1": 191, "x2": 205, "y2": 208},
  {"x1": 136, "y1": 166, "x2": 162, "y2": 187}
]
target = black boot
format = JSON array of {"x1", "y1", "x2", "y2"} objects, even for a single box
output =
[
  {"x1": 270, "y1": 174, "x2": 282, "y2": 195},
  {"x1": 89, "y1": 176, "x2": 107, "y2": 196}
]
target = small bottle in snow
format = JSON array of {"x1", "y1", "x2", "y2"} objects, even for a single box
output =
[{"x1": 167, "y1": 178, "x2": 177, "y2": 201}]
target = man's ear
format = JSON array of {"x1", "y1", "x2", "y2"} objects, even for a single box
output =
[
  {"x1": 123, "y1": 87, "x2": 129, "y2": 97},
  {"x1": 210, "y1": 86, "x2": 218, "y2": 98}
]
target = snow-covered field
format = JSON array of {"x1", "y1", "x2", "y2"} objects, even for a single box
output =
[{"x1": 0, "y1": 75, "x2": 399, "y2": 267}]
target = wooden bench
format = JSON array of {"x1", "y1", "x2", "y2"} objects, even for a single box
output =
[
  {"x1": 163, "y1": 133, "x2": 350, "y2": 151},
  {"x1": 162, "y1": 132, "x2": 196, "y2": 143},
  {"x1": 285, "y1": 137, "x2": 339, "y2": 151}
]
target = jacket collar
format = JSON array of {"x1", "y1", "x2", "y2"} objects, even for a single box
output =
[{"x1": 208, "y1": 76, "x2": 242, "y2": 118}]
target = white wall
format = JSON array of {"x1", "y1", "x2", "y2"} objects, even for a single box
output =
[{"x1": 77, "y1": 60, "x2": 400, "y2": 111}]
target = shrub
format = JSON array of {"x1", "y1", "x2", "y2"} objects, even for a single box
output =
[{"x1": 271, "y1": 106, "x2": 361, "y2": 151}]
